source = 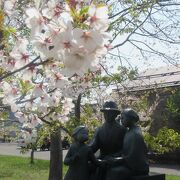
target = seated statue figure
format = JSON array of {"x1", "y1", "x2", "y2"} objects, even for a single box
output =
[
  {"x1": 89, "y1": 101, "x2": 127, "y2": 180},
  {"x1": 64, "y1": 126, "x2": 98, "y2": 180},
  {"x1": 106, "y1": 108, "x2": 149, "y2": 180}
]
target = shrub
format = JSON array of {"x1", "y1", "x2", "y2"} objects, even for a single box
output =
[{"x1": 144, "y1": 127, "x2": 180, "y2": 154}]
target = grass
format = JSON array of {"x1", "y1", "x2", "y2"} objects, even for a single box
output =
[
  {"x1": 167, "y1": 175, "x2": 180, "y2": 180},
  {"x1": 0, "y1": 155, "x2": 49, "y2": 180},
  {"x1": 0, "y1": 155, "x2": 179, "y2": 180}
]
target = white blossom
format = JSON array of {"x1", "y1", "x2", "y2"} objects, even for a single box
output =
[
  {"x1": 15, "y1": 112, "x2": 28, "y2": 123},
  {"x1": 42, "y1": 0, "x2": 64, "y2": 19},
  {"x1": 0, "y1": 0, "x2": 110, "y2": 128},
  {"x1": 4, "y1": 0, "x2": 17, "y2": 15},
  {"x1": 25, "y1": 8, "x2": 46, "y2": 37},
  {"x1": 87, "y1": 5, "x2": 109, "y2": 31},
  {"x1": 62, "y1": 46, "x2": 98, "y2": 76},
  {"x1": 73, "y1": 28, "x2": 104, "y2": 53},
  {"x1": 10, "y1": 38, "x2": 30, "y2": 69},
  {"x1": 32, "y1": 84, "x2": 45, "y2": 97},
  {"x1": 62, "y1": 98, "x2": 74, "y2": 115},
  {"x1": 32, "y1": 32, "x2": 56, "y2": 59},
  {"x1": 22, "y1": 66, "x2": 37, "y2": 81}
]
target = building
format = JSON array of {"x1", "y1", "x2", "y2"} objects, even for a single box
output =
[{"x1": 112, "y1": 65, "x2": 180, "y2": 134}]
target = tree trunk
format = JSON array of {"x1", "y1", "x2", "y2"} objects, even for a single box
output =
[
  {"x1": 75, "y1": 93, "x2": 81, "y2": 121},
  {"x1": 30, "y1": 149, "x2": 34, "y2": 164},
  {"x1": 49, "y1": 128, "x2": 63, "y2": 180}
]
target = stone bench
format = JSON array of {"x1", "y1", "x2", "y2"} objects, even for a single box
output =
[{"x1": 129, "y1": 173, "x2": 165, "y2": 180}]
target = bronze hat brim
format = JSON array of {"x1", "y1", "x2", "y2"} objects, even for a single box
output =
[{"x1": 100, "y1": 108, "x2": 121, "y2": 112}]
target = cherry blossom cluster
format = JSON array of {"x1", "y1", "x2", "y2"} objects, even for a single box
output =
[
  {"x1": 0, "y1": 0, "x2": 110, "y2": 143},
  {"x1": 25, "y1": 0, "x2": 110, "y2": 76}
]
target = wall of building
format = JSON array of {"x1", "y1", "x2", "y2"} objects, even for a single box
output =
[{"x1": 112, "y1": 87, "x2": 180, "y2": 135}]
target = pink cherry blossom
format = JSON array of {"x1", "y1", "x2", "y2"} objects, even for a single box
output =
[
  {"x1": 32, "y1": 83, "x2": 45, "y2": 97},
  {"x1": 29, "y1": 114, "x2": 42, "y2": 127},
  {"x1": 88, "y1": 4, "x2": 109, "y2": 31},
  {"x1": 1, "y1": 57, "x2": 16, "y2": 71},
  {"x1": 32, "y1": 32, "x2": 55, "y2": 59},
  {"x1": 73, "y1": 28, "x2": 104, "y2": 53},
  {"x1": 4, "y1": 0, "x2": 17, "y2": 15},
  {"x1": 53, "y1": 73, "x2": 69, "y2": 88},
  {"x1": 22, "y1": 66, "x2": 37, "y2": 81},
  {"x1": 62, "y1": 98, "x2": 74, "y2": 115},
  {"x1": 42, "y1": 0, "x2": 64, "y2": 19},
  {"x1": 62, "y1": 47, "x2": 97, "y2": 76},
  {"x1": 20, "y1": 129, "x2": 37, "y2": 144},
  {"x1": 9, "y1": 38, "x2": 30, "y2": 69},
  {"x1": 40, "y1": 93, "x2": 51, "y2": 104},
  {"x1": 52, "y1": 22, "x2": 75, "y2": 54},
  {"x1": 0, "y1": 0, "x2": 110, "y2": 129},
  {"x1": 15, "y1": 112, "x2": 28, "y2": 123},
  {"x1": 25, "y1": 8, "x2": 46, "y2": 37}
]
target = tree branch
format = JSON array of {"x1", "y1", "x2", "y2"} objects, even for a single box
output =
[
  {"x1": 112, "y1": 6, "x2": 153, "y2": 49},
  {"x1": 0, "y1": 56, "x2": 40, "y2": 81}
]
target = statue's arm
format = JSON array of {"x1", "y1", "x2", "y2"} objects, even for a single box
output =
[
  {"x1": 122, "y1": 132, "x2": 143, "y2": 163},
  {"x1": 110, "y1": 151, "x2": 123, "y2": 158},
  {"x1": 104, "y1": 156, "x2": 125, "y2": 167},
  {"x1": 88, "y1": 148, "x2": 107, "y2": 167},
  {"x1": 64, "y1": 146, "x2": 78, "y2": 165},
  {"x1": 89, "y1": 148, "x2": 98, "y2": 164}
]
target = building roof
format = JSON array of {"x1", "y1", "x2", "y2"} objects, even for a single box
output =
[{"x1": 116, "y1": 65, "x2": 180, "y2": 92}]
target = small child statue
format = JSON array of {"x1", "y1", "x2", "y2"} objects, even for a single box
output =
[{"x1": 64, "y1": 126, "x2": 98, "y2": 180}]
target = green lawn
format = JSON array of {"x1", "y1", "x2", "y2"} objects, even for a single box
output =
[
  {"x1": 0, "y1": 155, "x2": 49, "y2": 180},
  {"x1": 166, "y1": 175, "x2": 180, "y2": 180},
  {"x1": 0, "y1": 155, "x2": 179, "y2": 180}
]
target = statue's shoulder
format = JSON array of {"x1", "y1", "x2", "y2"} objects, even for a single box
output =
[
  {"x1": 131, "y1": 126, "x2": 142, "y2": 135},
  {"x1": 96, "y1": 125, "x2": 104, "y2": 132},
  {"x1": 69, "y1": 143, "x2": 79, "y2": 150},
  {"x1": 127, "y1": 127, "x2": 143, "y2": 140}
]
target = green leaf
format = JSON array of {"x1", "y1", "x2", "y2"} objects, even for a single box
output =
[
  {"x1": 18, "y1": 79, "x2": 34, "y2": 94},
  {"x1": 79, "y1": 6, "x2": 89, "y2": 15}
]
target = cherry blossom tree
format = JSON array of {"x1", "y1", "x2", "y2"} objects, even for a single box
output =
[{"x1": 0, "y1": 0, "x2": 111, "y2": 179}]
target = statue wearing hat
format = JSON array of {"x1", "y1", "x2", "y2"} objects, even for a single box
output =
[{"x1": 90, "y1": 101, "x2": 127, "y2": 180}]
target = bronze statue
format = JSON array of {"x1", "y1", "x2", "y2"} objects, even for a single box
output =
[
  {"x1": 65, "y1": 103, "x2": 149, "y2": 180},
  {"x1": 64, "y1": 126, "x2": 98, "y2": 180},
  {"x1": 106, "y1": 108, "x2": 149, "y2": 180},
  {"x1": 90, "y1": 101, "x2": 127, "y2": 180}
]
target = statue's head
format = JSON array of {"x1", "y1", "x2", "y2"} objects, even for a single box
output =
[
  {"x1": 72, "y1": 126, "x2": 89, "y2": 143},
  {"x1": 100, "y1": 101, "x2": 120, "y2": 122},
  {"x1": 121, "y1": 108, "x2": 139, "y2": 127}
]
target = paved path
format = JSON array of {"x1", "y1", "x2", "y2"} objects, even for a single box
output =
[
  {"x1": 150, "y1": 164, "x2": 180, "y2": 176},
  {"x1": 0, "y1": 143, "x2": 67, "y2": 160},
  {"x1": 0, "y1": 143, "x2": 179, "y2": 176}
]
